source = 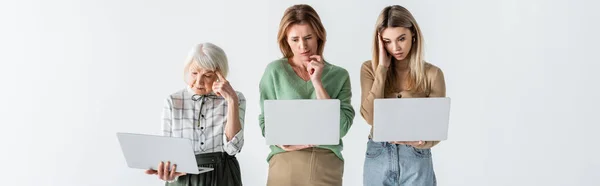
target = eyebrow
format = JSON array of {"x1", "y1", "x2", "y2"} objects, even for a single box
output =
[
  {"x1": 383, "y1": 34, "x2": 406, "y2": 40},
  {"x1": 290, "y1": 34, "x2": 313, "y2": 39}
]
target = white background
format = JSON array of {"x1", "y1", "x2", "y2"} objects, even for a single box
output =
[{"x1": 1, "y1": 0, "x2": 599, "y2": 185}]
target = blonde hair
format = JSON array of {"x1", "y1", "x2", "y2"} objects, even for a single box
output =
[
  {"x1": 372, "y1": 5, "x2": 427, "y2": 93},
  {"x1": 183, "y1": 42, "x2": 229, "y2": 82},
  {"x1": 277, "y1": 4, "x2": 327, "y2": 58}
]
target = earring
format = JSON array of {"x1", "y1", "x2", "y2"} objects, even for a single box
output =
[{"x1": 412, "y1": 37, "x2": 416, "y2": 43}]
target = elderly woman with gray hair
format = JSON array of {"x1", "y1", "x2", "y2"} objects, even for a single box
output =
[{"x1": 145, "y1": 42, "x2": 245, "y2": 186}]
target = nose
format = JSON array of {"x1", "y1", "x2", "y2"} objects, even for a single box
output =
[
  {"x1": 195, "y1": 75, "x2": 203, "y2": 86},
  {"x1": 392, "y1": 41, "x2": 402, "y2": 52},
  {"x1": 299, "y1": 39, "x2": 307, "y2": 51}
]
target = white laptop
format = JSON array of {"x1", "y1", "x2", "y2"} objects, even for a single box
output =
[
  {"x1": 372, "y1": 97, "x2": 451, "y2": 142},
  {"x1": 117, "y1": 132, "x2": 213, "y2": 174},
  {"x1": 264, "y1": 99, "x2": 340, "y2": 145}
]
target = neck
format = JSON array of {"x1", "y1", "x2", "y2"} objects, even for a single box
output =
[
  {"x1": 394, "y1": 58, "x2": 410, "y2": 70},
  {"x1": 288, "y1": 56, "x2": 307, "y2": 69}
]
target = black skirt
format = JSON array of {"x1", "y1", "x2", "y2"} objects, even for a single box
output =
[{"x1": 166, "y1": 152, "x2": 242, "y2": 186}]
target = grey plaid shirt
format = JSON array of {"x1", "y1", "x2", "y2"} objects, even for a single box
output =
[{"x1": 161, "y1": 87, "x2": 246, "y2": 155}]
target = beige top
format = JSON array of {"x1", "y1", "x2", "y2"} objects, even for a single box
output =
[{"x1": 360, "y1": 61, "x2": 446, "y2": 149}]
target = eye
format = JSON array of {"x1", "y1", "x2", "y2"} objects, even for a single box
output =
[
  {"x1": 399, "y1": 37, "x2": 406, "y2": 42},
  {"x1": 384, "y1": 40, "x2": 391, "y2": 44},
  {"x1": 291, "y1": 39, "x2": 298, "y2": 42},
  {"x1": 191, "y1": 72, "x2": 198, "y2": 76}
]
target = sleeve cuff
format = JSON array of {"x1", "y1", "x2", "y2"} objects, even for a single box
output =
[{"x1": 223, "y1": 129, "x2": 244, "y2": 155}]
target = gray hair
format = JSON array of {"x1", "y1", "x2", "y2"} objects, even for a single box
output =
[{"x1": 184, "y1": 42, "x2": 229, "y2": 77}]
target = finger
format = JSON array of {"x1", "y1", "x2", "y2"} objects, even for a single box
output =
[
  {"x1": 215, "y1": 70, "x2": 226, "y2": 82},
  {"x1": 157, "y1": 161, "x2": 164, "y2": 178},
  {"x1": 163, "y1": 161, "x2": 171, "y2": 180},
  {"x1": 145, "y1": 169, "x2": 157, "y2": 175},
  {"x1": 278, "y1": 145, "x2": 288, "y2": 151},
  {"x1": 378, "y1": 34, "x2": 384, "y2": 48},
  {"x1": 169, "y1": 164, "x2": 177, "y2": 180},
  {"x1": 309, "y1": 55, "x2": 322, "y2": 63}
]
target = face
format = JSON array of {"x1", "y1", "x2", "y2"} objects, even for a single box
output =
[
  {"x1": 187, "y1": 62, "x2": 217, "y2": 95},
  {"x1": 380, "y1": 27, "x2": 414, "y2": 61},
  {"x1": 286, "y1": 23, "x2": 318, "y2": 62}
]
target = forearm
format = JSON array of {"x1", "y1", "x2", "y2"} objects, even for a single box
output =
[
  {"x1": 224, "y1": 98, "x2": 241, "y2": 141},
  {"x1": 313, "y1": 82, "x2": 331, "y2": 99}
]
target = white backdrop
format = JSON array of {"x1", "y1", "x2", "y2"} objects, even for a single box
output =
[{"x1": 1, "y1": 0, "x2": 599, "y2": 185}]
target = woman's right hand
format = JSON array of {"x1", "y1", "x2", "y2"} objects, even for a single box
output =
[
  {"x1": 145, "y1": 161, "x2": 186, "y2": 182},
  {"x1": 278, "y1": 145, "x2": 314, "y2": 151},
  {"x1": 378, "y1": 34, "x2": 391, "y2": 68}
]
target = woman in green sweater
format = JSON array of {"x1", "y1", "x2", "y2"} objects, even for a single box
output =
[{"x1": 258, "y1": 4, "x2": 355, "y2": 186}]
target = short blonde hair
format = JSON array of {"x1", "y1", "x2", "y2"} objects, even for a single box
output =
[
  {"x1": 183, "y1": 42, "x2": 229, "y2": 79},
  {"x1": 277, "y1": 4, "x2": 327, "y2": 58}
]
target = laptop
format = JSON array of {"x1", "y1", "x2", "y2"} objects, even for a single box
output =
[
  {"x1": 117, "y1": 132, "x2": 214, "y2": 174},
  {"x1": 264, "y1": 99, "x2": 340, "y2": 145},
  {"x1": 372, "y1": 97, "x2": 451, "y2": 142}
]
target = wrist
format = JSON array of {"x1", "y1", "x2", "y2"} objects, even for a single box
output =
[
  {"x1": 312, "y1": 80, "x2": 323, "y2": 88},
  {"x1": 227, "y1": 97, "x2": 239, "y2": 105}
]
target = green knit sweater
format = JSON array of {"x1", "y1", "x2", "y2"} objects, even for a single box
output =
[{"x1": 258, "y1": 58, "x2": 355, "y2": 162}]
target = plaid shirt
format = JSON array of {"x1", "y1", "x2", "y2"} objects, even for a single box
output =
[{"x1": 161, "y1": 87, "x2": 246, "y2": 155}]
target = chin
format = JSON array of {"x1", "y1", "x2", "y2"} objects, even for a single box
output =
[
  {"x1": 192, "y1": 89, "x2": 209, "y2": 95},
  {"x1": 297, "y1": 55, "x2": 311, "y2": 62},
  {"x1": 394, "y1": 56, "x2": 407, "y2": 61}
]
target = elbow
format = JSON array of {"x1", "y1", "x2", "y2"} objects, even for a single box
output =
[{"x1": 359, "y1": 107, "x2": 373, "y2": 125}]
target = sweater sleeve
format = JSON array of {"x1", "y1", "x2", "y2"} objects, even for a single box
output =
[
  {"x1": 258, "y1": 65, "x2": 276, "y2": 137},
  {"x1": 360, "y1": 61, "x2": 389, "y2": 125},
  {"x1": 337, "y1": 69, "x2": 355, "y2": 138}
]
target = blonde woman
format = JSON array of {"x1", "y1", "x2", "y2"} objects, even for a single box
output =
[
  {"x1": 145, "y1": 42, "x2": 245, "y2": 186},
  {"x1": 360, "y1": 5, "x2": 446, "y2": 186},
  {"x1": 258, "y1": 4, "x2": 355, "y2": 186}
]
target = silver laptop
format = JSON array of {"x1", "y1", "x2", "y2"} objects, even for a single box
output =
[
  {"x1": 372, "y1": 97, "x2": 451, "y2": 142},
  {"x1": 264, "y1": 99, "x2": 340, "y2": 145},
  {"x1": 117, "y1": 132, "x2": 213, "y2": 174}
]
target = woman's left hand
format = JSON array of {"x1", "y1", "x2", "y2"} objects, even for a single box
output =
[
  {"x1": 212, "y1": 71, "x2": 238, "y2": 102},
  {"x1": 307, "y1": 55, "x2": 325, "y2": 84},
  {"x1": 392, "y1": 141, "x2": 424, "y2": 147}
]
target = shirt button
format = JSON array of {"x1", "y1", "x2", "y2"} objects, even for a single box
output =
[
  {"x1": 201, "y1": 142, "x2": 204, "y2": 145},
  {"x1": 200, "y1": 127, "x2": 204, "y2": 130}
]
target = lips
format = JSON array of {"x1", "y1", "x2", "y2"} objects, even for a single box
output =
[{"x1": 301, "y1": 51, "x2": 311, "y2": 56}]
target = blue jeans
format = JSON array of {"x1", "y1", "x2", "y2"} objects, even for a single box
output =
[{"x1": 363, "y1": 139, "x2": 436, "y2": 186}]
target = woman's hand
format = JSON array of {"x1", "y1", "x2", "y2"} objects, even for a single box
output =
[
  {"x1": 212, "y1": 70, "x2": 238, "y2": 103},
  {"x1": 378, "y1": 34, "x2": 391, "y2": 68},
  {"x1": 278, "y1": 145, "x2": 314, "y2": 151},
  {"x1": 145, "y1": 161, "x2": 186, "y2": 182},
  {"x1": 307, "y1": 55, "x2": 325, "y2": 85},
  {"x1": 391, "y1": 141, "x2": 424, "y2": 147}
]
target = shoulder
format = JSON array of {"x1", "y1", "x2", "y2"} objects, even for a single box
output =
[
  {"x1": 234, "y1": 91, "x2": 246, "y2": 102},
  {"x1": 164, "y1": 88, "x2": 189, "y2": 107},
  {"x1": 263, "y1": 58, "x2": 287, "y2": 74},
  {"x1": 361, "y1": 60, "x2": 374, "y2": 73},
  {"x1": 424, "y1": 62, "x2": 444, "y2": 81},
  {"x1": 361, "y1": 60, "x2": 373, "y2": 69},
  {"x1": 166, "y1": 88, "x2": 188, "y2": 101},
  {"x1": 325, "y1": 61, "x2": 350, "y2": 77}
]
